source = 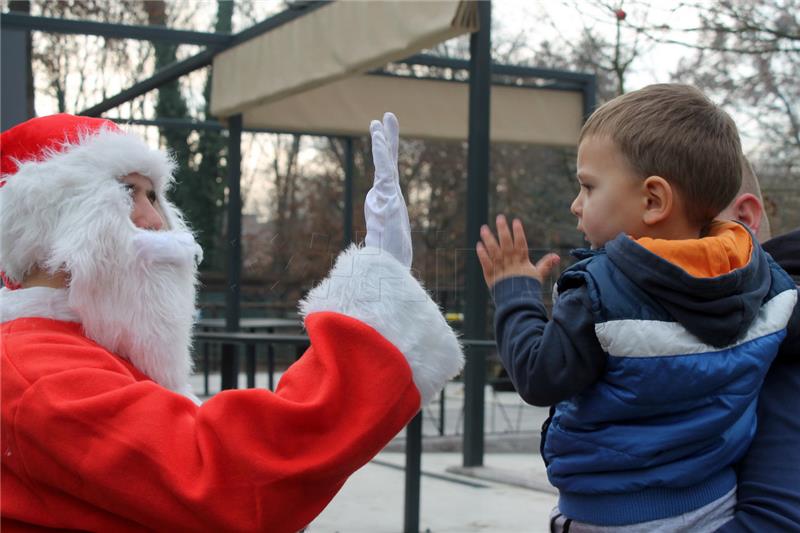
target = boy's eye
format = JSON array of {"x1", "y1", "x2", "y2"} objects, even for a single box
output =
[{"x1": 581, "y1": 183, "x2": 594, "y2": 191}]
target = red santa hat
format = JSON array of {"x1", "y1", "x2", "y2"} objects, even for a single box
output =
[
  {"x1": 0, "y1": 113, "x2": 180, "y2": 288},
  {"x1": 1, "y1": 114, "x2": 119, "y2": 180}
]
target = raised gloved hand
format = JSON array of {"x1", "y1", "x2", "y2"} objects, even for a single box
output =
[{"x1": 364, "y1": 112, "x2": 413, "y2": 269}]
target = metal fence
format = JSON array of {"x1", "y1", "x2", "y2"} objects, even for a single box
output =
[{"x1": 192, "y1": 331, "x2": 502, "y2": 533}]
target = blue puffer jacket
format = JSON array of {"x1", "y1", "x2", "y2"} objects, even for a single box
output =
[{"x1": 491, "y1": 222, "x2": 798, "y2": 526}]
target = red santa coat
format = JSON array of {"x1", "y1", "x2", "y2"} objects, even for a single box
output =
[{"x1": 1, "y1": 246, "x2": 463, "y2": 532}]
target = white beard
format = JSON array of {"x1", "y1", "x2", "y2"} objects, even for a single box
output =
[{"x1": 67, "y1": 229, "x2": 202, "y2": 397}]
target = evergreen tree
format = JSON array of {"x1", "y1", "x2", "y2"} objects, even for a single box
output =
[
  {"x1": 143, "y1": 0, "x2": 231, "y2": 270},
  {"x1": 194, "y1": 0, "x2": 233, "y2": 271}
]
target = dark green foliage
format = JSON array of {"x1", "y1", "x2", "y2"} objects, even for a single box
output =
[{"x1": 144, "y1": 0, "x2": 231, "y2": 271}]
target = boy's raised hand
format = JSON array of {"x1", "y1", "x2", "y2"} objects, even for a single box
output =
[{"x1": 476, "y1": 215, "x2": 560, "y2": 288}]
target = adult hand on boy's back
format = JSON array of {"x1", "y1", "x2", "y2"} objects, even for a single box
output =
[{"x1": 476, "y1": 214, "x2": 560, "y2": 288}]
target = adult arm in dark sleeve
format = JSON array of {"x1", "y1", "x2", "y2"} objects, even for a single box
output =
[
  {"x1": 492, "y1": 276, "x2": 606, "y2": 407},
  {"x1": 716, "y1": 359, "x2": 800, "y2": 532},
  {"x1": 720, "y1": 230, "x2": 800, "y2": 532},
  {"x1": 764, "y1": 229, "x2": 800, "y2": 360},
  {"x1": 776, "y1": 288, "x2": 800, "y2": 359}
]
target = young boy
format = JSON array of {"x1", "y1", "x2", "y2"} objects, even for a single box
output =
[{"x1": 477, "y1": 84, "x2": 798, "y2": 531}]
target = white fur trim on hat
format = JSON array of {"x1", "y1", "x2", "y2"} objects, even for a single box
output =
[
  {"x1": 299, "y1": 245, "x2": 464, "y2": 405},
  {"x1": 0, "y1": 128, "x2": 186, "y2": 285}
]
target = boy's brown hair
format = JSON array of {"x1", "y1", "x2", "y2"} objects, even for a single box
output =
[{"x1": 580, "y1": 84, "x2": 742, "y2": 227}]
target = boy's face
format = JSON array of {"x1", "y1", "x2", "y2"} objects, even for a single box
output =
[{"x1": 571, "y1": 136, "x2": 647, "y2": 249}]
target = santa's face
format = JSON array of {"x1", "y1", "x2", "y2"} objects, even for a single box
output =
[
  {"x1": 120, "y1": 173, "x2": 166, "y2": 231},
  {"x1": 64, "y1": 172, "x2": 203, "y2": 397}
]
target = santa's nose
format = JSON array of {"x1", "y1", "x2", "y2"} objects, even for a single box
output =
[{"x1": 133, "y1": 201, "x2": 165, "y2": 231}]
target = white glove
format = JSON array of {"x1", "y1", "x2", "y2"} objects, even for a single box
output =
[{"x1": 364, "y1": 112, "x2": 413, "y2": 269}]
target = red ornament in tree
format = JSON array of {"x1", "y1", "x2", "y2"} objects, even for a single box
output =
[{"x1": 615, "y1": 8, "x2": 627, "y2": 21}]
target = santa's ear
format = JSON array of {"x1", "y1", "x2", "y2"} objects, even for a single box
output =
[
  {"x1": 641, "y1": 176, "x2": 673, "y2": 226},
  {"x1": 727, "y1": 193, "x2": 763, "y2": 235}
]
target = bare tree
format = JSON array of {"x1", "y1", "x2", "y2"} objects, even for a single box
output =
[
  {"x1": 28, "y1": 1, "x2": 151, "y2": 114},
  {"x1": 625, "y1": 0, "x2": 800, "y2": 233},
  {"x1": 665, "y1": 1, "x2": 799, "y2": 171},
  {"x1": 528, "y1": 0, "x2": 652, "y2": 101}
]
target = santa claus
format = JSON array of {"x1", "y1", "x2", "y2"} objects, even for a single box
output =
[{"x1": 0, "y1": 113, "x2": 462, "y2": 531}]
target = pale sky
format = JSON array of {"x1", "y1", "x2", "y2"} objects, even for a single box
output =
[
  {"x1": 494, "y1": 0, "x2": 702, "y2": 88},
  {"x1": 493, "y1": 0, "x2": 763, "y2": 153}
]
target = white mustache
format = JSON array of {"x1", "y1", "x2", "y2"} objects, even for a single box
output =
[{"x1": 133, "y1": 230, "x2": 203, "y2": 268}]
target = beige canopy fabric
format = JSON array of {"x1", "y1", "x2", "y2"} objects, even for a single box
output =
[
  {"x1": 243, "y1": 74, "x2": 584, "y2": 146},
  {"x1": 211, "y1": 0, "x2": 478, "y2": 118}
]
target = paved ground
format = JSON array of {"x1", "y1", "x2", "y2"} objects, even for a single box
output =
[{"x1": 311, "y1": 451, "x2": 558, "y2": 532}]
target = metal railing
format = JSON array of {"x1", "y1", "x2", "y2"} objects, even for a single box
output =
[{"x1": 192, "y1": 330, "x2": 497, "y2": 533}]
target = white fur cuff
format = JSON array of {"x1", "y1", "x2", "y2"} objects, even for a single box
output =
[{"x1": 299, "y1": 245, "x2": 463, "y2": 405}]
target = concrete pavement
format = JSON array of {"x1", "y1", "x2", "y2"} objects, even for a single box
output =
[{"x1": 311, "y1": 451, "x2": 557, "y2": 533}]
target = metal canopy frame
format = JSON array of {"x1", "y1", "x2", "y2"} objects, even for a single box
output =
[
  {"x1": 1, "y1": 2, "x2": 329, "y2": 45},
  {"x1": 1, "y1": 9, "x2": 594, "y2": 120},
  {"x1": 2, "y1": 4, "x2": 595, "y2": 531},
  {"x1": 1, "y1": 3, "x2": 332, "y2": 117},
  {"x1": 1, "y1": 11, "x2": 232, "y2": 45}
]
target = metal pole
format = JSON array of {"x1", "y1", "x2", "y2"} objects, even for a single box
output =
[
  {"x1": 462, "y1": 0, "x2": 491, "y2": 468},
  {"x1": 203, "y1": 334, "x2": 210, "y2": 396},
  {"x1": 403, "y1": 411, "x2": 423, "y2": 533},
  {"x1": 1, "y1": 11, "x2": 32, "y2": 129},
  {"x1": 246, "y1": 343, "x2": 256, "y2": 388},
  {"x1": 0, "y1": 12, "x2": 232, "y2": 45},
  {"x1": 82, "y1": 49, "x2": 216, "y2": 117},
  {"x1": 343, "y1": 137, "x2": 354, "y2": 248},
  {"x1": 268, "y1": 346, "x2": 275, "y2": 390},
  {"x1": 400, "y1": 53, "x2": 595, "y2": 84},
  {"x1": 221, "y1": 114, "x2": 243, "y2": 390},
  {"x1": 439, "y1": 389, "x2": 446, "y2": 436}
]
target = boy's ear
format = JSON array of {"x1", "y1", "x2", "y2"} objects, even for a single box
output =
[{"x1": 641, "y1": 176, "x2": 673, "y2": 226}]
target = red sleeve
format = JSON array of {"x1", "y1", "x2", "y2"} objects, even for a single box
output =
[{"x1": 12, "y1": 312, "x2": 420, "y2": 532}]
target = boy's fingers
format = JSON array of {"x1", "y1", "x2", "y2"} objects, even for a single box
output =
[
  {"x1": 512, "y1": 219, "x2": 529, "y2": 257},
  {"x1": 480, "y1": 224, "x2": 501, "y2": 258},
  {"x1": 496, "y1": 214, "x2": 513, "y2": 252},
  {"x1": 534, "y1": 253, "x2": 561, "y2": 279},
  {"x1": 476, "y1": 242, "x2": 493, "y2": 282}
]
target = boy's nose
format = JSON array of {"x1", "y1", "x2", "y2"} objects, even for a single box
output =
[{"x1": 570, "y1": 195, "x2": 582, "y2": 217}]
